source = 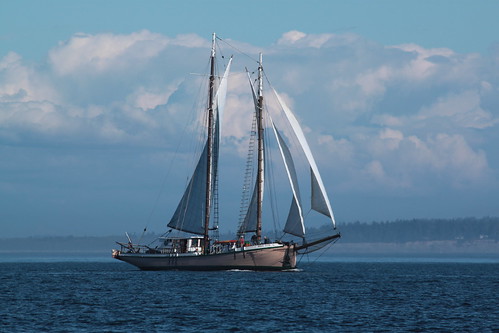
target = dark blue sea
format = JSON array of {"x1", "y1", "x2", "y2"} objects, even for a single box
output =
[{"x1": 1, "y1": 254, "x2": 498, "y2": 332}]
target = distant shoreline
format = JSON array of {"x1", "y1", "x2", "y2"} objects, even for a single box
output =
[
  {"x1": 332, "y1": 240, "x2": 499, "y2": 254},
  {"x1": 1, "y1": 237, "x2": 497, "y2": 256}
]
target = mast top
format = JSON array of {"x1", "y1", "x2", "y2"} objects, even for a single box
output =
[
  {"x1": 258, "y1": 53, "x2": 263, "y2": 98},
  {"x1": 211, "y1": 33, "x2": 216, "y2": 58}
]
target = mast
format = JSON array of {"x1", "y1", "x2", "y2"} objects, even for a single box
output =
[
  {"x1": 204, "y1": 32, "x2": 216, "y2": 253},
  {"x1": 256, "y1": 53, "x2": 264, "y2": 243}
]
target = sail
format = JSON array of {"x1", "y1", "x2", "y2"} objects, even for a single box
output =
[
  {"x1": 271, "y1": 121, "x2": 305, "y2": 237},
  {"x1": 167, "y1": 141, "x2": 209, "y2": 235},
  {"x1": 167, "y1": 57, "x2": 231, "y2": 235},
  {"x1": 272, "y1": 88, "x2": 336, "y2": 228},
  {"x1": 215, "y1": 57, "x2": 232, "y2": 135},
  {"x1": 239, "y1": 181, "x2": 258, "y2": 233},
  {"x1": 286, "y1": 197, "x2": 304, "y2": 237},
  {"x1": 211, "y1": 57, "x2": 231, "y2": 192}
]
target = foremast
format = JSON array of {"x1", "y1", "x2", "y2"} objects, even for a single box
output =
[
  {"x1": 256, "y1": 53, "x2": 264, "y2": 243},
  {"x1": 204, "y1": 32, "x2": 216, "y2": 253}
]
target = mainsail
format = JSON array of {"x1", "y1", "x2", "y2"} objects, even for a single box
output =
[{"x1": 167, "y1": 57, "x2": 232, "y2": 234}]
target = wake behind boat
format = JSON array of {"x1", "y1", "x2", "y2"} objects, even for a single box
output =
[{"x1": 112, "y1": 33, "x2": 340, "y2": 271}]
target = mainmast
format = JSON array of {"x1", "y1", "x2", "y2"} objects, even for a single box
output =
[
  {"x1": 256, "y1": 53, "x2": 264, "y2": 243},
  {"x1": 204, "y1": 32, "x2": 216, "y2": 253}
]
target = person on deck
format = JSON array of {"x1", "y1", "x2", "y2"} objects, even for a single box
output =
[{"x1": 251, "y1": 234, "x2": 257, "y2": 245}]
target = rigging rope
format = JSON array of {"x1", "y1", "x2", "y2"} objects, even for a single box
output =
[
  {"x1": 297, "y1": 236, "x2": 340, "y2": 266},
  {"x1": 216, "y1": 36, "x2": 260, "y2": 64}
]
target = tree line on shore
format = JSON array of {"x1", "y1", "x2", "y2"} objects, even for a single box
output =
[{"x1": 315, "y1": 217, "x2": 499, "y2": 243}]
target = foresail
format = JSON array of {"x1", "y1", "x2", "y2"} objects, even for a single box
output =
[
  {"x1": 273, "y1": 88, "x2": 336, "y2": 228},
  {"x1": 271, "y1": 121, "x2": 305, "y2": 237},
  {"x1": 167, "y1": 141, "x2": 209, "y2": 235}
]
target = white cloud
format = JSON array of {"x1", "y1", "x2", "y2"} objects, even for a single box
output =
[
  {"x1": 49, "y1": 30, "x2": 169, "y2": 76},
  {"x1": 276, "y1": 30, "x2": 361, "y2": 49},
  {"x1": 390, "y1": 43, "x2": 455, "y2": 80},
  {"x1": 355, "y1": 65, "x2": 393, "y2": 97},
  {"x1": 357, "y1": 130, "x2": 491, "y2": 190},
  {"x1": 417, "y1": 90, "x2": 496, "y2": 129},
  {"x1": 0, "y1": 52, "x2": 61, "y2": 103},
  {"x1": 47, "y1": 30, "x2": 209, "y2": 77},
  {"x1": 277, "y1": 30, "x2": 307, "y2": 45},
  {"x1": 428, "y1": 133, "x2": 489, "y2": 185},
  {"x1": 126, "y1": 81, "x2": 181, "y2": 111},
  {"x1": 0, "y1": 29, "x2": 498, "y2": 200}
]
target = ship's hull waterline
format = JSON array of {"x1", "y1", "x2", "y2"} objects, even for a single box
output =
[{"x1": 113, "y1": 244, "x2": 296, "y2": 271}]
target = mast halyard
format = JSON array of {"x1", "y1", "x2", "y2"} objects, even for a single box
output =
[
  {"x1": 204, "y1": 32, "x2": 216, "y2": 253},
  {"x1": 256, "y1": 53, "x2": 264, "y2": 243}
]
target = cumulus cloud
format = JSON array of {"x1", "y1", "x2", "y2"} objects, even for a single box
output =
[
  {"x1": 0, "y1": 31, "x2": 215, "y2": 145},
  {"x1": 0, "y1": 52, "x2": 61, "y2": 104},
  {"x1": 1, "y1": 29, "x2": 498, "y2": 202},
  {"x1": 49, "y1": 30, "x2": 169, "y2": 76},
  {"x1": 417, "y1": 90, "x2": 497, "y2": 129}
]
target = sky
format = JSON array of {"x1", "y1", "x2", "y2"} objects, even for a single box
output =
[{"x1": 1, "y1": 0, "x2": 499, "y2": 237}]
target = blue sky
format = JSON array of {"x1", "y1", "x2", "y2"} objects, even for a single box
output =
[
  {"x1": 2, "y1": 0, "x2": 498, "y2": 58},
  {"x1": 1, "y1": 1, "x2": 499, "y2": 237}
]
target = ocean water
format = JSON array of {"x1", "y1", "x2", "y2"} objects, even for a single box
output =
[{"x1": 1, "y1": 256, "x2": 498, "y2": 332}]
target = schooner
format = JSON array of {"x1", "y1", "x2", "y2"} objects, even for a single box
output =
[{"x1": 112, "y1": 33, "x2": 340, "y2": 270}]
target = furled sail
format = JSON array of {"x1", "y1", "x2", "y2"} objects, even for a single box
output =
[
  {"x1": 272, "y1": 88, "x2": 336, "y2": 228},
  {"x1": 167, "y1": 58, "x2": 232, "y2": 234},
  {"x1": 271, "y1": 120, "x2": 305, "y2": 237}
]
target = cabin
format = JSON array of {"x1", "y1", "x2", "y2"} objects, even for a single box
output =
[{"x1": 159, "y1": 236, "x2": 204, "y2": 254}]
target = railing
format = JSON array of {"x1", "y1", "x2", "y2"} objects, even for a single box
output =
[
  {"x1": 115, "y1": 242, "x2": 204, "y2": 255},
  {"x1": 114, "y1": 240, "x2": 285, "y2": 256}
]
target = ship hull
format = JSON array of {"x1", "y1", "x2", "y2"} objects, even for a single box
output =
[{"x1": 113, "y1": 244, "x2": 296, "y2": 271}]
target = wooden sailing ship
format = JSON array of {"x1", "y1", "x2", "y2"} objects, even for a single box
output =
[{"x1": 112, "y1": 33, "x2": 340, "y2": 270}]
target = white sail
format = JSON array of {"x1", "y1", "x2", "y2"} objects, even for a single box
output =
[
  {"x1": 272, "y1": 88, "x2": 336, "y2": 228},
  {"x1": 215, "y1": 57, "x2": 232, "y2": 136},
  {"x1": 271, "y1": 121, "x2": 305, "y2": 237}
]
